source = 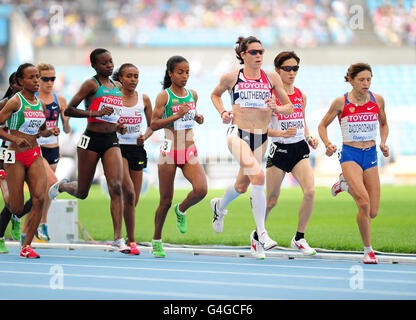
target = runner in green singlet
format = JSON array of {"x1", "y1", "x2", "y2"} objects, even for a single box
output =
[{"x1": 150, "y1": 56, "x2": 207, "y2": 257}]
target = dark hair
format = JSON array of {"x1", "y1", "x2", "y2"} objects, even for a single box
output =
[
  {"x1": 112, "y1": 63, "x2": 137, "y2": 82},
  {"x1": 345, "y1": 63, "x2": 372, "y2": 82},
  {"x1": 274, "y1": 51, "x2": 300, "y2": 68},
  {"x1": 162, "y1": 55, "x2": 188, "y2": 89},
  {"x1": 15, "y1": 63, "x2": 36, "y2": 87},
  {"x1": 2, "y1": 72, "x2": 17, "y2": 99},
  {"x1": 90, "y1": 48, "x2": 110, "y2": 65},
  {"x1": 235, "y1": 36, "x2": 262, "y2": 65}
]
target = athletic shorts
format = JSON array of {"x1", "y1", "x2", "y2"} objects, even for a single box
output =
[
  {"x1": 77, "y1": 130, "x2": 119, "y2": 158},
  {"x1": 120, "y1": 144, "x2": 147, "y2": 171},
  {"x1": 339, "y1": 144, "x2": 377, "y2": 171},
  {"x1": 163, "y1": 146, "x2": 198, "y2": 168},
  {"x1": 8, "y1": 147, "x2": 42, "y2": 169},
  {"x1": 266, "y1": 140, "x2": 310, "y2": 172},
  {"x1": 238, "y1": 129, "x2": 268, "y2": 151},
  {"x1": 40, "y1": 146, "x2": 60, "y2": 165}
]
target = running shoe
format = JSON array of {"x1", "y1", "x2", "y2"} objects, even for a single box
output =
[
  {"x1": 363, "y1": 251, "x2": 378, "y2": 264},
  {"x1": 20, "y1": 245, "x2": 40, "y2": 258},
  {"x1": 211, "y1": 198, "x2": 227, "y2": 233},
  {"x1": 291, "y1": 236, "x2": 316, "y2": 256},
  {"x1": 250, "y1": 230, "x2": 265, "y2": 259},
  {"x1": 11, "y1": 215, "x2": 21, "y2": 241},
  {"x1": 152, "y1": 240, "x2": 166, "y2": 258},
  {"x1": 0, "y1": 238, "x2": 8, "y2": 254},
  {"x1": 174, "y1": 203, "x2": 187, "y2": 234},
  {"x1": 48, "y1": 178, "x2": 69, "y2": 200},
  {"x1": 112, "y1": 238, "x2": 131, "y2": 254},
  {"x1": 128, "y1": 241, "x2": 140, "y2": 255},
  {"x1": 331, "y1": 173, "x2": 349, "y2": 196},
  {"x1": 36, "y1": 223, "x2": 50, "y2": 241},
  {"x1": 258, "y1": 231, "x2": 277, "y2": 251}
]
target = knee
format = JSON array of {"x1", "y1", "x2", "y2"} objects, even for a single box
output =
[
  {"x1": 356, "y1": 196, "x2": 370, "y2": 215},
  {"x1": 159, "y1": 196, "x2": 172, "y2": 211},
  {"x1": 123, "y1": 187, "x2": 135, "y2": 206},
  {"x1": 303, "y1": 188, "x2": 315, "y2": 202},
  {"x1": 32, "y1": 193, "x2": 45, "y2": 209},
  {"x1": 251, "y1": 170, "x2": 265, "y2": 186},
  {"x1": 107, "y1": 179, "x2": 122, "y2": 198},
  {"x1": 235, "y1": 183, "x2": 249, "y2": 194},
  {"x1": 370, "y1": 209, "x2": 378, "y2": 219},
  {"x1": 267, "y1": 195, "x2": 278, "y2": 210}
]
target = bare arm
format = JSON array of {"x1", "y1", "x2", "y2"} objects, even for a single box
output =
[
  {"x1": 318, "y1": 96, "x2": 344, "y2": 156},
  {"x1": 58, "y1": 95, "x2": 71, "y2": 133},
  {"x1": 211, "y1": 71, "x2": 235, "y2": 124},
  {"x1": 64, "y1": 79, "x2": 113, "y2": 118},
  {"x1": 150, "y1": 91, "x2": 189, "y2": 131},
  {"x1": 375, "y1": 94, "x2": 389, "y2": 157},
  {"x1": 267, "y1": 71, "x2": 293, "y2": 115},
  {"x1": 137, "y1": 93, "x2": 154, "y2": 145},
  {"x1": 303, "y1": 93, "x2": 318, "y2": 149}
]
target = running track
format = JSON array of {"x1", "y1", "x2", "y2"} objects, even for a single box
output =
[{"x1": 1, "y1": 243, "x2": 415, "y2": 302}]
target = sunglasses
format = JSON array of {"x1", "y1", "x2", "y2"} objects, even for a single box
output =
[
  {"x1": 280, "y1": 65, "x2": 299, "y2": 72},
  {"x1": 244, "y1": 49, "x2": 264, "y2": 56},
  {"x1": 40, "y1": 76, "x2": 56, "y2": 82}
]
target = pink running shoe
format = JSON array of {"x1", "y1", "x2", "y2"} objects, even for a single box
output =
[
  {"x1": 128, "y1": 242, "x2": 141, "y2": 255},
  {"x1": 363, "y1": 251, "x2": 378, "y2": 264},
  {"x1": 20, "y1": 245, "x2": 40, "y2": 259}
]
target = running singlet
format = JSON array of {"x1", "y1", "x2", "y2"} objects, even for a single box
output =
[
  {"x1": 117, "y1": 93, "x2": 145, "y2": 145},
  {"x1": 7, "y1": 92, "x2": 45, "y2": 135},
  {"x1": 86, "y1": 76, "x2": 123, "y2": 124},
  {"x1": 163, "y1": 88, "x2": 196, "y2": 131},
  {"x1": 269, "y1": 87, "x2": 305, "y2": 144},
  {"x1": 340, "y1": 91, "x2": 379, "y2": 142},
  {"x1": 37, "y1": 92, "x2": 60, "y2": 145},
  {"x1": 230, "y1": 68, "x2": 272, "y2": 108}
]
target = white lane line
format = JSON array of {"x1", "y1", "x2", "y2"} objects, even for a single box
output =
[
  {"x1": 1, "y1": 267, "x2": 415, "y2": 286},
  {"x1": 0, "y1": 282, "x2": 244, "y2": 300},
  {"x1": 1, "y1": 255, "x2": 416, "y2": 276},
  {"x1": 0, "y1": 271, "x2": 415, "y2": 298}
]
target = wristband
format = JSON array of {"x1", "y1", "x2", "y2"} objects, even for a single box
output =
[
  {"x1": 325, "y1": 142, "x2": 331, "y2": 148},
  {"x1": 220, "y1": 110, "x2": 227, "y2": 117}
]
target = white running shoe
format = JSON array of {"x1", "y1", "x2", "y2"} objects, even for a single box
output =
[
  {"x1": 363, "y1": 251, "x2": 378, "y2": 264},
  {"x1": 331, "y1": 173, "x2": 349, "y2": 196},
  {"x1": 211, "y1": 198, "x2": 227, "y2": 233},
  {"x1": 250, "y1": 230, "x2": 265, "y2": 259},
  {"x1": 258, "y1": 231, "x2": 277, "y2": 251},
  {"x1": 112, "y1": 238, "x2": 131, "y2": 254},
  {"x1": 48, "y1": 178, "x2": 69, "y2": 200},
  {"x1": 291, "y1": 236, "x2": 316, "y2": 256}
]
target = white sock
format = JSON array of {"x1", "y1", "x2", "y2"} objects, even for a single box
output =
[
  {"x1": 364, "y1": 246, "x2": 373, "y2": 254},
  {"x1": 219, "y1": 184, "x2": 241, "y2": 211},
  {"x1": 12, "y1": 215, "x2": 21, "y2": 222},
  {"x1": 250, "y1": 185, "x2": 266, "y2": 235}
]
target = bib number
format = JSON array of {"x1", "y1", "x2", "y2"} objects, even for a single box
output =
[
  {"x1": 160, "y1": 139, "x2": 172, "y2": 155},
  {"x1": 268, "y1": 143, "x2": 277, "y2": 158},
  {"x1": 77, "y1": 134, "x2": 91, "y2": 149},
  {"x1": 4, "y1": 150, "x2": 15, "y2": 164}
]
